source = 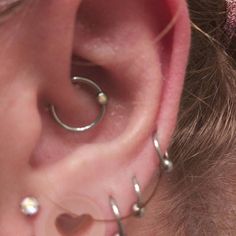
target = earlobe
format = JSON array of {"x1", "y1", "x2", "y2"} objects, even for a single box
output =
[{"x1": 32, "y1": 0, "x2": 191, "y2": 235}]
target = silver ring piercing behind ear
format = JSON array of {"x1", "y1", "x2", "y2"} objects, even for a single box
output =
[
  {"x1": 110, "y1": 197, "x2": 126, "y2": 236},
  {"x1": 50, "y1": 76, "x2": 108, "y2": 132},
  {"x1": 153, "y1": 133, "x2": 174, "y2": 172}
]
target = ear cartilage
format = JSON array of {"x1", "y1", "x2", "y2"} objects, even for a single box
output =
[
  {"x1": 50, "y1": 76, "x2": 108, "y2": 132},
  {"x1": 20, "y1": 197, "x2": 40, "y2": 216},
  {"x1": 18, "y1": 132, "x2": 173, "y2": 232},
  {"x1": 153, "y1": 133, "x2": 174, "y2": 173}
]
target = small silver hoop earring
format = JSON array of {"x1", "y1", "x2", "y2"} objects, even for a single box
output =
[
  {"x1": 153, "y1": 133, "x2": 174, "y2": 172},
  {"x1": 132, "y1": 176, "x2": 145, "y2": 217},
  {"x1": 110, "y1": 197, "x2": 126, "y2": 236},
  {"x1": 50, "y1": 76, "x2": 108, "y2": 132}
]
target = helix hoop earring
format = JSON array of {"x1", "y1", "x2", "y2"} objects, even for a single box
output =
[
  {"x1": 110, "y1": 197, "x2": 126, "y2": 236},
  {"x1": 50, "y1": 76, "x2": 108, "y2": 132},
  {"x1": 153, "y1": 133, "x2": 174, "y2": 172},
  {"x1": 132, "y1": 176, "x2": 145, "y2": 217}
]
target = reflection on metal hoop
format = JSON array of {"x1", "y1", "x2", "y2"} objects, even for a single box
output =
[
  {"x1": 132, "y1": 176, "x2": 145, "y2": 217},
  {"x1": 110, "y1": 197, "x2": 126, "y2": 236},
  {"x1": 153, "y1": 133, "x2": 174, "y2": 172},
  {"x1": 50, "y1": 76, "x2": 108, "y2": 132}
]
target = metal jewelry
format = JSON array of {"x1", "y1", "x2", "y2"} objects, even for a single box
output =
[
  {"x1": 132, "y1": 176, "x2": 145, "y2": 217},
  {"x1": 20, "y1": 196, "x2": 40, "y2": 216},
  {"x1": 153, "y1": 133, "x2": 174, "y2": 172},
  {"x1": 50, "y1": 76, "x2": 108, "y2": 132},
  {"x1": 110, "y1": 197, "x2": 126, "y2": 236}
]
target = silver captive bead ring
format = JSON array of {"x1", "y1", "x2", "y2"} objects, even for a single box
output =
[
  {"x1": 110, "y1": 197, "x2": 126, "y2": 236},
  {"x1": 132, "y1": 176, "x2": 145, "y2": 217},
  {"x1": 153, "y1": 133, "x2": 174, "y2": 172},
  {"x1": 50, "y1": 76, "x2": 108, "y2": 132}
]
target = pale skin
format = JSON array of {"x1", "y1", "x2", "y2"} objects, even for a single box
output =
[{"x1": 0, "y1": 0, "x2": 190, "y2": 235}]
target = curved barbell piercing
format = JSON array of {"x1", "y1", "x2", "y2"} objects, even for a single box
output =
[
  {"x1": 50, "y1": 76, "x2": 108, "y2": 132},
  {"x1": 153, "y1": 133, "x2": 174, "y2": 172},
  {"x1": 110, "y1": 197, "x2": 126, "y2": 236},
  {"x1": 132, "y1": 176, "x2": 145, "y2": 217}
]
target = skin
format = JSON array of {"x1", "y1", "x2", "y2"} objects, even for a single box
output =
[{"x1": 0, "y1": 0, "x2": 190, "y2": 235}]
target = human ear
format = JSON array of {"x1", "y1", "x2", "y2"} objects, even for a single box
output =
[{"x1": 16, "y1": 0, "x2": 191, "y2": 235}]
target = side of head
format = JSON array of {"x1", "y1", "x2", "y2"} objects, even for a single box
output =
[{"x1": 0, "y1": 0, "x2": 235, "y2": 235}]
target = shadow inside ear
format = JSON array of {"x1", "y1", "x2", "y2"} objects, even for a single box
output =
[{"x1": 55, "y1": 213, "x2": 94, "y2": 236}]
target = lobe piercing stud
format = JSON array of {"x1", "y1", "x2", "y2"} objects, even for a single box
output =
[{"x1": 20, "y1": 197, "x2": 40, "y2": 216}]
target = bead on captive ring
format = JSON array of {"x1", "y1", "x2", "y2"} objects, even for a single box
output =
[
  {"x1": 50, "y1": 76, "x2": 108, "y2": 132},
  {"x1": 132, "y1": 176, "x2": 145, "y2": 217},
  {"x1": 153, "y1": 133, "x2": 173, "y2": 172}
]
